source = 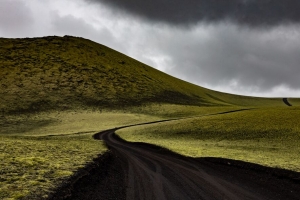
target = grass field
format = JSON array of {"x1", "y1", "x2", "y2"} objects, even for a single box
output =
[
  {"x1": 0, "y1": 109, "x2": 161, "y2": 136},
  {"x1": 118, "y1": 106, "x2": 300, "y2": 172},
  {"x1": 1, "y1": 104, "x2": 299, "y2": 199},
  {"x1": 0, "y1": 134, "x2": 105, "y2": 200},
  {"x1": 0, "y1": 110, "x2": 161, "y2": 200}
]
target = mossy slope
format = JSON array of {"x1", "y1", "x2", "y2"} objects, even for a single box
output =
[{"x1": 0, "y1": 36, "x2": 286, "y2": 113}]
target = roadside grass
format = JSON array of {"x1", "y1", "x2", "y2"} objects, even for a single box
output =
[
  {"x1": 0, "y1": 134, "x2": 105, "y2": 200},
  {"x1": 1, "y1": 109, "x2": 161, "y2": 136},
  {"x1": 0, "y1": 110, "x2": 161, "y2": 200},
  {"x1": 124, "y1": 104, "x2": 244, "y2": 118},
  {"x1": 289, "y1": 98, "x2": 300, "y2": 106},
  {"x1": 117, "y1": 107, "x2": 300, "y2": 172}
]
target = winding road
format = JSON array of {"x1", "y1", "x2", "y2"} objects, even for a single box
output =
[
  {"x1": 91, "y1": 127, "x2": 300, "y2": 200},
  {"x1": 50, "y1": 111, "x2": 300, "y2": 200}
]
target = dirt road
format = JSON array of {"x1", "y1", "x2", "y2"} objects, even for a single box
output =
[
  {"x1": 49, "y1": 120, "x2": 300, "y2": 200},
  {"x1": 283, "y1": 98, "x2": 292, "y2": 106},
  {"x1": 92, "y1": 128, "x2": 299, "y2": 200}
]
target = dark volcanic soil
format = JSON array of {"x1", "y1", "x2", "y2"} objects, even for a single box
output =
[
  {"x1": 47, "y1": 151, "x2": 126, "y2": 200},
  {"x1": 48, "y1": 125, "x2": 300, "y2": 200}
]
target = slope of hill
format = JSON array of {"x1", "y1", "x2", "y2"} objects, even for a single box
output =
[
  {"x1": 0, "y1": 36, "x2": 285, "y2": 114},
  {"x1": 1, "y1": 36, "x2": 299, "y2": 200}
]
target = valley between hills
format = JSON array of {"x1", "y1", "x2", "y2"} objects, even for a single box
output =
[{"x1": 0, "y1": 36, "x2": 300, "y2": 199}]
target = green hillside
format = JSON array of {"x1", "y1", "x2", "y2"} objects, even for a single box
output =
[
  {"x1": 1, "y1": 36, "x2": 299, "y2": 200},
  {"x1": 0, "y1": 36, "x2": 285, "y2": 114}
]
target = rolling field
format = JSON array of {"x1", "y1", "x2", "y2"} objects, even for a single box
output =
[
  {"x1": 1, "y1": 36, "x2": 299, "y2": 199},
  {"x1": 0, "y1": 134, "x2": 105, "y2": 200},
  {"x1": 117, "y1": 106, "x2": 300, "y2": 172},
  {"x1": 2, "y1": 104, "x2": 298, "y2": 199},
  {"x1": 0, "y1": 110, "x2": 161, "y2": 199}
]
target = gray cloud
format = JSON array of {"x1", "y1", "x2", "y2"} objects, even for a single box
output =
[
  {"x1": 0, "y1": 0, "x2": 34, "y2": 37},
  {"x1": 131, "y1": 24, "x2": 300, "y2": 94},
  {"x1": 52, "y1": 14, "x2": 112, "y2": 42},
  {"x1": 87, "y1": 0, "x2": 300, "y2": 27}
]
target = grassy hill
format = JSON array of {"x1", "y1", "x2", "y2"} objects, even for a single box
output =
[
  {"x1": 0, "y1": 36, "x2": 286, "y2": 114},
  {"x1": 1, "y1": 36, "x2": 299, "y2": 200}
]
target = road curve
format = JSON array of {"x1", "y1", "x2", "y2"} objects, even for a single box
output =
[
  {"x1": 92, "y1": 128, "x2": 300, "y2": 200},
  {"x1": 48, "y1": 111, "x2": 300, "y2": 200},
  {"x1": 283, "y1": 98, "x2": 292, "y2": 106}
]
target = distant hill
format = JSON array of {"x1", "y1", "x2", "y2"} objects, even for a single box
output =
[{"x1": 0, "y1": 36, "x2": 285, "y2": 113}]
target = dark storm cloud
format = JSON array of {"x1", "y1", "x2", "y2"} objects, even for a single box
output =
[{"x1": 88, "y1": 0, "x2": 300, "y2": 27}]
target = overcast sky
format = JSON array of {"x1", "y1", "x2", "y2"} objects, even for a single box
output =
[{"x1": 1, "y1": 0, "x2": 300, "y2": 97}]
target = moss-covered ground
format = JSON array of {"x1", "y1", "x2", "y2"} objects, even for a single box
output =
[
  {"x1": 0, "y1": 110, "x2": 161, "y2": 199},
  {"x1": 0, "y1": 36, "x2": 285, "y2": 114},
  {"x1": 118, "y1": 106, "x2": 300, "y2": 172}
]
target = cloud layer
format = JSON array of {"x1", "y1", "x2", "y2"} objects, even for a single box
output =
[
  {"x1": 126, "y1": 23, "x2": 300, "y2": 96},
  {"x1": 89, "y1": 0, "x2": 300, "y2": 27}
]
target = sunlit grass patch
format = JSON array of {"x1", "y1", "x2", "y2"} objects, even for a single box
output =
[
  {"x1": 0, "y1": 134, "x2": 105, "y2": 200},
  {"x1": 117, "y1": 107, "x2": 300, "y2": 172},
  {"x1": 0, "y1": 110, "x2": 161, "y2": 199},
  {"x1": 125, "y1": 104, "x2": 243, "y2": 118},
  {"x1": 0, "y1": 110, "x2": 162, "y2": 136}
]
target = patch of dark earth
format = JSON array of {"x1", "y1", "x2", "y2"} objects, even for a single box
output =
[{"x1": 45, "y1": 151, "x2": 126, "y2": 200}]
